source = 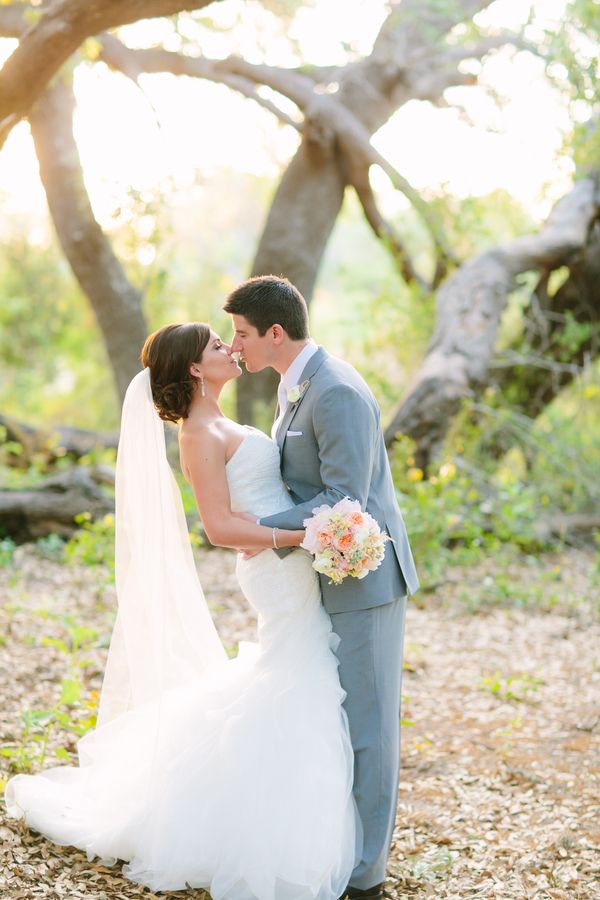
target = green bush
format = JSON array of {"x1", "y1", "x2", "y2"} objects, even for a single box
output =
[
  {"x1": 34, "y1": 533, "x2": 66, "y2": 561},
  {"x1": 391, "y1": 437, "x2": 553, "y2": 583},
  {"x1": 0, "y1": 537, "x2": 16, "y2": 567},
  {"x1": 63, "y1": 512, "x2": 115, "y2": 579}
]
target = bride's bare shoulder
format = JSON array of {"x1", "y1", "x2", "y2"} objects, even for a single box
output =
[{"x1": 179, "y1": 421, "x2": 227, "y2": 479}]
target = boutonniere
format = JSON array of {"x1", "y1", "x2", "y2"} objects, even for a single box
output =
[{"x1": 287, "y1": 379, "x2": 311, "y2": 404}]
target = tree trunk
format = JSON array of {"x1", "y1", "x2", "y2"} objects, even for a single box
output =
[
  {"x1": 28, "y1": 76, "x2": 148, "y2": 404},
  {"x1": 236, "y1": 139, "x2": 347, "y2": 423},
  {"x1": 0, "y1": 468, "x2": 114, "y2": 542},
  {"x1": 237, "y1": 76, "x2": 398, "y2": 424},
  {"x1": 0, "y1": 412, "x2": 118, "y2": 469}
]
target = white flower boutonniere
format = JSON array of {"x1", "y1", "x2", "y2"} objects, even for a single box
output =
[{"x1": 287, "y1": 379, "x2": 311, "y2": 404}]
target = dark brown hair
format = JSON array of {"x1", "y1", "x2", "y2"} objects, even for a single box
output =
[
  {"x1": 223, "y1": 275, "x2": 309, "y2": 340},
  {"x1": 141, "y1": 323, "x2": 211, "y2": 422}
]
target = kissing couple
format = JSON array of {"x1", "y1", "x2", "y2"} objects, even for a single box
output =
[{"x1": 6, "y1": 275, "x2": 419, "y2": 900}]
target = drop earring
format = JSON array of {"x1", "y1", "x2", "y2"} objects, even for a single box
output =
[{"x1": 200, "y1": 376, "x2": 206, "y2": 397}]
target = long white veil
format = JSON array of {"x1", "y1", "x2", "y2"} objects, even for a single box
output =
[{"x1": 97, "y1": 368, "x2": 226, "y2": 728}]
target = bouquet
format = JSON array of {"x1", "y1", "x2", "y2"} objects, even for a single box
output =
[{"x1": 301, "y1": 497, "x2": 389, "y2": 585}]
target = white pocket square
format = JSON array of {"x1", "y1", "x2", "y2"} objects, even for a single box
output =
[{"x1": 286, "y1": 430, "x2": 303, "y2": 437}]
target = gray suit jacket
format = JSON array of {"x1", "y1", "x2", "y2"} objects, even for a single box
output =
[{"x1": 260, "y1": 347, "x2": 419, "y2": 613}]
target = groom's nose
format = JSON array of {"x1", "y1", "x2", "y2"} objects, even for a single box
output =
[{"x1": 230, "y1": 335, "x2": 242, "y2": 352}]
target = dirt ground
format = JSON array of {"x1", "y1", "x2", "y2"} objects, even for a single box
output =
[{"x1": 1, "y1": 545, "x2": 598, "y2": 899}]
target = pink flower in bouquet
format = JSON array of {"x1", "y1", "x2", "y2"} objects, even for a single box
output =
[{"x1": 317, "y1": 528, "x2": 334, "y2": 546}]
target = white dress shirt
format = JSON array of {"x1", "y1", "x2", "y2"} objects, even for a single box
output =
[{"x1": 270, "y1": 339, "x2": 318, "y2": 441}]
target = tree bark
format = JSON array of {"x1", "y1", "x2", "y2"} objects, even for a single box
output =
[
  {"x1": 384, "y1": 176, "x2": 600, "y2": 469},
  {"x1": 28, "y1": 76, "x2": 148, "y2": 404}
]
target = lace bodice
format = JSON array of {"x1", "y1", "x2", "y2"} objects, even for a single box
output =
[{"x1": 226, "y1": 428, "x2": 294, "y2": 519}]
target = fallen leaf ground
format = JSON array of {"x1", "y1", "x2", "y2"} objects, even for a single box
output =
[{"x1": 1, "y1": 546, "x2": 598, "y2": 899}]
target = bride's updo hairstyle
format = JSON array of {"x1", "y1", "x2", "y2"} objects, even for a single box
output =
[{"x1": 141, "y1": 322, "x2": 211, "y2": 423}]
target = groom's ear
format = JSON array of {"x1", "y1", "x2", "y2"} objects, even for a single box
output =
[{"x1": 270, "y1": 324, "x2": 286, "y2": 344}]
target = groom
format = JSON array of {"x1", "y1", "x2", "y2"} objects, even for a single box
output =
[{"x1": 225, "y1": 275, "x2": 419, "y2": 898}]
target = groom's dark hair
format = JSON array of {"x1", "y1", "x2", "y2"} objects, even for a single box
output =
[{"x1": 224, "y1": 275, "x2": 309, "y2": 340}]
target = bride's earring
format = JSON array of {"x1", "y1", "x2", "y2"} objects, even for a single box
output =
[{"x1": 200, "y1": 376, "x2": 206, "y2": 398}]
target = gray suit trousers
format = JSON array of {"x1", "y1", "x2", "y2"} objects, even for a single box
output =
[{"x1": 329, "y1": 595, "x2": 408, "y2": 889}]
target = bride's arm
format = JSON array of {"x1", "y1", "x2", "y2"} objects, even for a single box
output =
[{"x1": 181, "y1": 430, "x2": 304, "y2": 551}]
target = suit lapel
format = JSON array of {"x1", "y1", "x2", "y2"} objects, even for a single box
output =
[{"x1": 276, "y1": 347, "x2": 328, "y2": 454}]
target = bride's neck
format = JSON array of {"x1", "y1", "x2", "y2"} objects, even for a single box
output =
[{"x1": 186, "y1": 389, "x2": 224, "y2": 424}]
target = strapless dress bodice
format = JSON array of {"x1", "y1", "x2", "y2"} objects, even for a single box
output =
[{"x1": 226, "y1": 428, "x2": 294, "y2": 519}]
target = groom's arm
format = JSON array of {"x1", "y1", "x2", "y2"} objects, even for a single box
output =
[{"x1": 260, "y1": 384, "x2": 378, "y2": 531}]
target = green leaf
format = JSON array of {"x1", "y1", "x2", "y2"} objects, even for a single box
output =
[
  {"x1": 40, "y1": 636, "x2": 70, "y2": 654},
  {"x1": 22, "y1": 709, "x2": 55, "y2": 728},
  {"x1": 65, "y1": 624, "x2": 98, "y2": 651},
  {"x1": 60, "y1": 678, "x2": 81, "y2": 706}
]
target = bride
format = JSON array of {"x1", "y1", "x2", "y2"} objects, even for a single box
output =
[{"x1": 5, "y1": 322, "x2": 360, "y2": 899}]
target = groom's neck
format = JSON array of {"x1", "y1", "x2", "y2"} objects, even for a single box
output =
[{"x1": 276, "y1": 339, "x2": 311, "y2": 376}]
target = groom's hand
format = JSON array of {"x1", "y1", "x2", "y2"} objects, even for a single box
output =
[
  {"x1": 232, "y1": 511, "x2": 264, "y2": 558},
  {"x1": 238, "y1": 549, "x2": 262, "y2": 560}
]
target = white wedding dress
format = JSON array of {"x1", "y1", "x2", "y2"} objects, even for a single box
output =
[{"x1": 6, "y1": 427, "x2": 360, "y2": 899}]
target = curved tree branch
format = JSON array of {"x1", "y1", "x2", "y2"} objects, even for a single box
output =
[
  {"x1": 0, "y1": 5, "x2": 27, "y2": 38},
  {"x1": 488, "y1": 222, "x2": 600, "y2": 424},
  {"x1": 384, "y1": 176, "x2": 600, "y2": 467},
  {"x1": 442, "y1": 32, "x2": 530, "y2": 62},
  {"x1": 296, "y1": 93, "x2": 458, "y2": 280},
  {"x1": 98, "y1": 36, "x2": 303, "y2": 129},
  {"x1": 352, "y1": 168, "x2": 429, "y2": 290},
  {"x1": 77, "y1": 33, "x2": 458, "y2": 279},
  {"x1": 1, "y1": 4, "x2": 521, "y2": 297},
  {"x1": 0, "y1": 0, "x2": 219, "y2": 145}
]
